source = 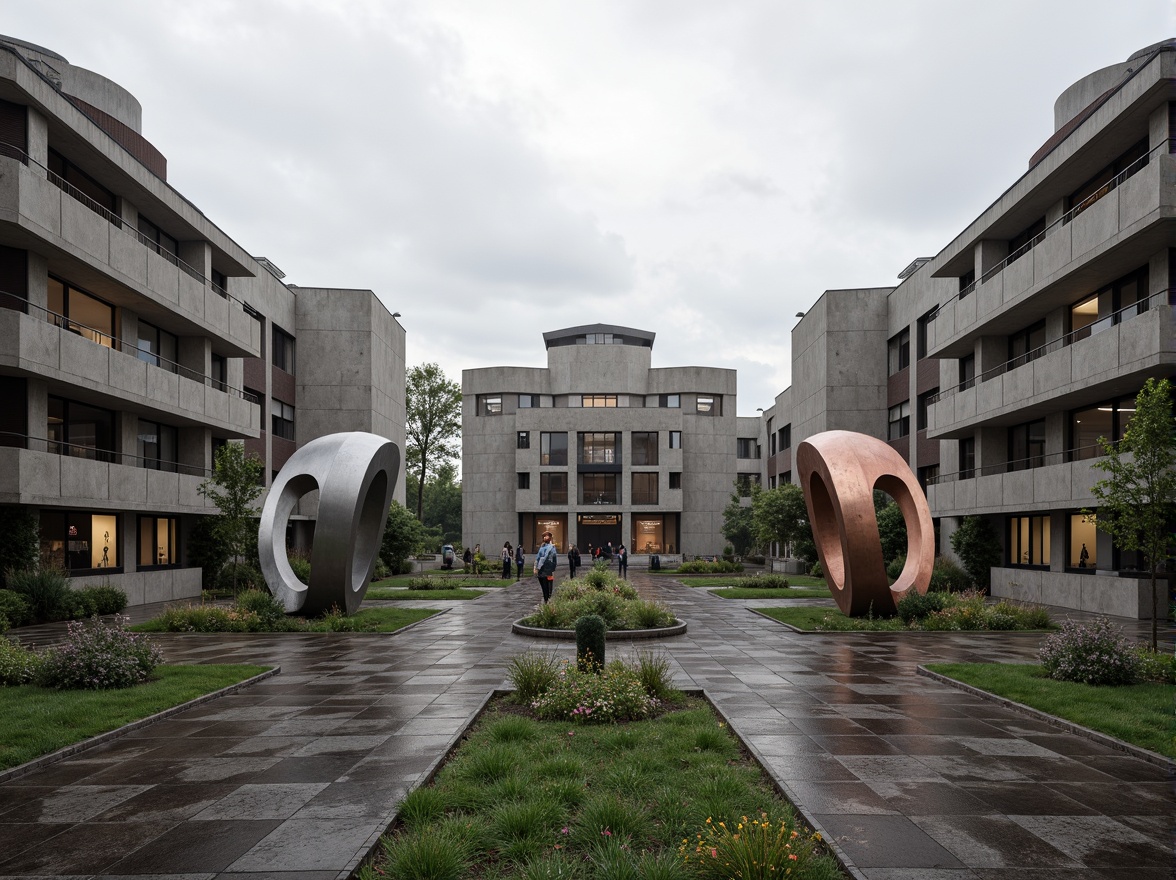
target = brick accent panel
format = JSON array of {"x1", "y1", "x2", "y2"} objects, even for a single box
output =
[
  {"x1": 916, "y1": 429, "x2": 940, "y2": 465},
  {"x1": 916, "y1": 358, "x2": 940, "y2": 395},
  {"x1": 65, "y1": 95, "x2": 167, "y2": 179},
  {"x1": 888, "y1": 434, "x2": 910, "y2": 463},
  {"x1": 887, "y1": 367, "x2": 909, "y2": 407},
  {"x1": 271, "y1": 365, "x2": 295, "y2": 405}
]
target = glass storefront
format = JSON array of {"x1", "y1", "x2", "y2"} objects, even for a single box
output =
[
  {"x1": 40, "y1": 511, "x2": 120, "y2": 572},
  {"x1": 632, "y1": 514, "x2": 679, "y2": 555},
  {"x1": 1069, "y1": 513, "x2": 1096, "y2": 569}
]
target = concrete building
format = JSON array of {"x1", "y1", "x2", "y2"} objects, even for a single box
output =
[
  {"x1": 762, "y1": 40, "x2": 1175, "y2": 619},
  {"x1": 0, "y1": 37, "x2": 405, "y2": 606},
  {"x1": 462, "y1": 324, "x2": 750, "y2": 559}
]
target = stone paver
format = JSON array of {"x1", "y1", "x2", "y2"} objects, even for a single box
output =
[{"x1": 0, "y1": 573, "x2": 1172, "y2": 879}]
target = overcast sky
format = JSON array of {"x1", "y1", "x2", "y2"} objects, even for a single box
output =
[{"x1": 6, "y1": 2, "x2": 1172, "y2": 413}]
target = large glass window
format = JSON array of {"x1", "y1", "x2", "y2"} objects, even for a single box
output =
[
  {"x1": 669, "y1": 431, "x2": 682, "y2": 449},
  {"x1": 40, "y1": 510, "x2": 120, "y2": 572},
  {"x1": 958, "y1": 354, "x2": 975, "y2": 391},
  {"x1": 888, "y1": 401, "x2": 910, "y2": 440},
  {"x1": 887, "y1": 328, "x2": 910, "y2": 375},
  {"x1": 517, "y1": 472, "x2": 530, "y2": 490},
  {"x1": 959, "y1": 437, "x2": 975, "y2": 479},
  {"x1": 210, "y1": 354, "x2": 227, "y2": 391},
  {"x1": 480, "y1": 395, "x2": 502, "y2": 415},
  {"x1": 137, "y1": 420, "x2": 178, "y2": 472},
  {"x1": 1070, "y1": 266, "x2": 1150, "y2": 342},
  {"x1": 1008, "y1": 321, "x2": 1046, "y2": 369},
  {"x1": 540, "y1": 473, "x2": 567, "y2": 504},
  {"x1": 580, "y1": 473, "x2": 620, "y2": 505},
  {"x1": 916, "y1": 309, "x2": 936, "y2": 359},
  {"x1": 47, "y1": 277, "x2": 115, "y2": 348},
  {"x1": 1069, "y1": 513, "x2": 1097, "y2": 569},
  {"x1": 1008, "y1": 419, "x2": 1045, "y2": 471},
  {"x1": 669, "y1": 472, "x2": 681, "y2": 489},
  {"x1": 578, "y1": 432, "x2": 619, "y2": 464},
  {"x1": 48, "y1": 150, "x2": 117, "y2": 216},
  {"x1": 779, "y1": 424, "x2": 791, "y2": 449},
  {"x1": 1009, "y1": 515, "x2": 1050, "y2": 566},
  {"x1": 582, "y1": 394, "x2": 618, "y2": 407},
  {"x1": 1068, "y1": 396, "x2": 1136, "y2": 461},
  {"x1": 137, "y1": 321, "x2": 178, "y2": 372},
  {"x1": 518, "y1": 394, "x2": 534, "y2": 408},
  {"x1": 541, "y1": 432, "x2": 568, "y2": 466},
  {"x1": 632, "y1": 472, "x2": 658, "y2": 504},
  {"x1": 272, "y1": 326, "x2": 295, "y2": 374},
  {"x1": 736, "y1": 473, "x2": 761, "y2": 497},
  {"x1": 137, "y1": 214, "x2": 179, "y2": 263},
  {"x1": 271, "y1": 399, "x2": 295, "y2": 441},
  {"x1": 632, "y1": 432, "x2": 659, "y2": 466},
  {"x1": 48, "y1": 396, "x2": 115, "y2": 462},
  {"x1": 139, "y1": 515, "x2": 178, "y2": 567},
  {"x1": 696, "y1": 396, "x2": 720, "y2": 415},
  {"x1": 737, "y1": 438, "x2": 759, "y2": 459}
]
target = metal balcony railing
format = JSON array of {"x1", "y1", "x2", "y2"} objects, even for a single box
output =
[
  {"x1": 927, "y1": 441, "x2": 1115, "y2": 485},
  {"x1": 0, "y1": 431, "x2": 214, "y2": 477}
]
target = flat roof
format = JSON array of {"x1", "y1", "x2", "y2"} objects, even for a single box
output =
[{"x1": 543, "y1": 324, "x2": 656, "y2": 349}]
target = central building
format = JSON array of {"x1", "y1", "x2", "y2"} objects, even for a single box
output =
[{"x1": 462, "y1": 324, "x2": 749, "y2": 559}]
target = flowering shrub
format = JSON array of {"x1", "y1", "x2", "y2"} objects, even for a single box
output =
[
  {"x1": 39, "y1": 617, "x2": 163, "y2": 690},
  {"x1": 531, "y1": 660, "x2": 659, "y2": 723},
  {"x1": 521, "y1": 574, "x2": 675, "y2": 630},
  {"x1": 0, "y1": 637, "x2": 43, "y2": 685},
  {"x1": 742, "y1": 574, "x2": 791, "y2": 589},
  {"x1": 680, "y1": 812, "x2": 830, "y2": 879},
  {"x1": 556, "y1": 578, "x2": 639, "y2": 602},
  {"x1": 1039, "y1": 617, "x2": 1142, "y2": 685},
  {"x1": 676, "y1": 560, "x2": 744, "y2": 574}
]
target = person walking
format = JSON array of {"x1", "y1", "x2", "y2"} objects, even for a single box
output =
[
  {"x1": 605, "y1": 541, "x2": 614, "y2": 567},
  {"x1": 568, "y1": 544, "x2": 582, "y2": 579},
  {"x1": 515, "y1": 544, "x2": 524, "y2": 577},
  {"x1": 501, "y1": 541, "x2": 513, "y2": 580},
  {"x1": 533, "y1": 530, "x2": 558, "y2": 603},
  {"x1": 617, "y1": 544, "x2": 628, "y2": 578},
  {"x1": 462, "y1": 546, "x2": 473, "y2": 573}
]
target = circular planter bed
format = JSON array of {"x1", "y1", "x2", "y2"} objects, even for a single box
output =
[{"x1": 511, "y1": 618, "x2": 687, "y2": 639}]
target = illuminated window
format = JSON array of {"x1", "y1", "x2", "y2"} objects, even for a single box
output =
[{"x1": 139, "y1": 515, "x2": 178, "y2": 567}]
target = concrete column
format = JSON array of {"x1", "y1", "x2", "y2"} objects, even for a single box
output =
[
  {"x1": 976, "y1": 336, "x2": 1004, "y2": 375},
  {"x1": 1044, "y1": 304, "x2": 1066, "y2": 341},
  {"x1": 1148, "y1": 103, "x2": 1168, "y2": 151},
  {"x1": 975, "y1": 240, "x2": 1008, "y2": 277},
  {"x1": 178, "y1": 335, "x2": 209, "y2": 381},
  {"x1": 117, "y1": 197, "x2": 137, "y2": 229},
  {"x1": 178, "y1": 426, "x2": 210, "y2": 474},
  {"x1": 120, "y1": 413, "x2": 140, "y2": 467},
  {"x1": 26, "y1": 107, "x2": 47, "y2": 167},
  {"x1": 1044, "y1": 412, "x2": 1066, "y2": 459},
  {"x1": 1044, "y1": 198, "x2": 1066, "y2": 226},
  {"x1": 940, "y1": 516, "x2": 961, "y2": 561},
  {"x1": 27, "y1": 251, "x2": 47, "y2": 311},
  {"x1": 120, "y1": 513, "x2": 137, "y2": 572},
  {"x1": 178, "y1": 240, "x2": 211, "y2": 279},
  {"x1": 977, "y1": 426, "x2": 1005, "y2": 473},
  {"x1": 27, "y1": 378, "x2": 47, "y2": 451},
  {"x1": 120, "y1": 307, "x2": 138, "y2": 356},
  {"x1": 1148, "y1": 248, "x2": 1168, "y2": 298}
]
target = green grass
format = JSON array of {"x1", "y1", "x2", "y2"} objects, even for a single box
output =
[
  {"x1": 756, "y1": 606, "x2": 903, "y2": 631},
  {"x1": 133, "y1": 606, "x2": 439, "y2": 633},
  {"x1": 710, "y1": 587, "x2": 833, "y2": 600},
  {"x1": 680, "y1": 574, "x2": 828, "y2": 588},
  {"x1": 0, "y1": 664, "x2": 269, "y2": 770},
  {"x1": 358, "y1": 697, "x2": 846, "y2": 880},
  {"x1": 925, "y1": 662, "x2": 1176, "y2": 758},
  {"x1": 366, "y1": 588, "x2": 486, "y2": 601},
  {"x1": 372, "y1": 574, "x2": 505, "y2": 588}
]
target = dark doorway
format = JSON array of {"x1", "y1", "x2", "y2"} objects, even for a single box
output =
[{"x1": 577, "y1": 514, "x2": 621, "y2": 555}]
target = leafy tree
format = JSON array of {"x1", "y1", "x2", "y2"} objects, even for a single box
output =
[
  {"x1": 420, "y1": 461, "x2": 462, "y2": 548},
  {"x1": 406, "y1": 363, "x2": 462, "y2": 520},
  {"x1": 875, "y1": 498, "x2": 908, "y2": 566},
  {"x1": 950, "y1": 515, "x2": 1001, "y2": 592},
  {"x1": 1087, "y1": 377, "x2": 1176, "y2": 650},
  {"x1": 0, "y1": 506, "x2": 39, "y2": 586},
  {"x1": 752, "y1": 483, "x2": 814, "y2": 560},
  {"x1": 188, "y1": 515, "x2": 230, "y2": 590},
  {"x1": 198, "y1": 443, "x2": 264, "y2": 593},
  {"x1": 381, "y1": 500, "x2": 426, "y2": 574},
  {"x1": 721, "y1": 487, "x2": 756, "y2": 556}
]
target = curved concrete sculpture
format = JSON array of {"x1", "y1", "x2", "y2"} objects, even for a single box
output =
[
  {"x1": 259, "y1": 432, "x2": 400, "y2": 616},
  {"x1": 796, "y1": 430, "x2": 934, "y2": 617}
]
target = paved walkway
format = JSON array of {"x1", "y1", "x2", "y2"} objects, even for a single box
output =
[{"x1": 0, "y1": 575, "x2": 1172, "y2": 879}]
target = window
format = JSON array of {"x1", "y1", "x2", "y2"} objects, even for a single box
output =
[
  {"x1": 958, "y1": 354, "x2": 975, "y2": 391},
  {"x1": 48, "y1": 396, "x2": 115, "y2": 462},
  {"x1": 518, "y1": 394, "x2": 533, "y2": 408},
  {"x1": 580, "y1": 473, "x2": 620, "y2": 505},
  {"x1": 917, "y1": 389, "x2": 938, "y2": 431},
  {"x1": 272, "y1": 326, "x2": 295, "y2": 374},
  {"x1": 737, "y1": 438, "x2": 760, "y2": 459},
  {"x1": 768, "y1": 419, "x2": 776, "y2": 456},
  {"x1": 47, "y1": 277, "x2": 115, "y2": 348},
  {"x1": 632, "y1": 472, "x2": 658, "y2": 504},
  {"x1": 540, "y1": 473, "x2": 568, "y2": 505},
  {"x1": 887, "y1": 328, "x2": 910, "y2": 375},
  {"x1": 657, "y1": 394, "x2": 680, "y2": 408},
  {"x1": 959, "y1": 268, "x2": 975, "y2": 298},
  {"x1": 517, "y1": 431, "x2": 530, "y2": 450},
  {"x1": 918, "y1": 465, "x2": 939, "y2": 489},
  {"x1": 480, "y1": 395, "x2": 503, "y2": 416},
  {"x1": 137, "y1": 420, "x2": 177, "y2": 472},
  {"x1": 137, "y1": 321, "x2": 178, "y2": 373},
  {"x1": 137, "y1": 214, "x2": 179, "y2": 264},
  {"x1": 1069, "y1": 396, "x2": 1137, "y2": 460},
  {"x1": 210, "y1": 354, "x2": 227, "y2": 391},
  {"x1": 1008, "y1": 419, "x2": 1045, "y2": 471},
  {"x1": 632, "y1": 432, "x2": 659, "y2": 466},
  {"x1": 669, "y1": 472, "x2": 682, "y2": 489},
  {"x1": 1069, "y1": 266, "x2": 1150, "y2": 343},
  {"x1": 696, "y1": 396, "x2": 719, "y2": 415},
  {"x1": 579, "y1": 432, "x2": 619, "y2": 464},
  {"x1": 1069, "y1": 513, "x2": 1097, "y2": 569},
  {"x1": 210, "y1": 268, "x2": 228, "y2": 297},
  {"x1": 40, "y1": 511, "x2": 120, "y2": 572},
  {"x1": 887, "y1": 401, "x2": 910, "y2": 441},
  {"x1": 669, "y1": 431, "x2": 682, "y2": 449},
  {"x1": 139, "y1": 515, "x2": 178, "y2": 567},
  {"x1": 736, "y1": 473, "x2": 761, "y2": 497},
  {"x1": 582, "y1": 394, "x2": 618, "y2": 407},
  {"x1": 517, "y1": 472, "x2": 530, "y2": 490},
  {"x1": 243, "y1": 385, "x2": 264, "y2": 406},
  {"x1": 1068, "y1": 138, "x2": 1148, "y2": 218},
  {"x1": 1007, "y1": 217, "x2": 1046, "y2": 266},
  {"x1": 541, "y1": 432, "x2": 568, "y2": 466},
  {"x1": 916, "y1": 309, "x2": 936, "y2": 359},
  {"x1": 1009, "y1": 514, "x2": 1050, "y2": 566},
  {"x1": 779, "y1": 424, "x2": 791, "y2": 449},
  {"x1": 1008, "y1": 321, "x2": 1046, "y2": 369},
  {"x1": 48, "y1": 149, "x2": 116, "y2": 217},
  {"x1": 578, "y1": 332, "x2": 620, "y2": 344},
  {"x1": 271, "y1": 399, "x2": 295, "y2": 441},
  {"x1": 959, "y1": 437, "x2": 975, "y2": 479}
]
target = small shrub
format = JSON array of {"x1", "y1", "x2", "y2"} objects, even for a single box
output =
[
  {"x1": 78, "y1": 584, "x2": 128, "y2": 616},
  {"x1": 532, "y1": 660, "x2": 659, "y2": 723},
  {"x1": 1039, "y1": 617, "x2": 1141, "y2": 685},
  {"x1": 895, "y1": 590, "x2": 951, "y2": 624},
  {"x1": 624, "y1": 599, "x2": 675, "y2": 630},
  {"x1": 676, "y1": 560, "x2": 744, "y2": 574},
  {"x1": 527, "y1": 601, "x2": 563, "y2": 629},
  {"x1": 235, "y1": 589, "x2": 286, "y2": 627},
  {"x1": 217, "y1": 561, "x2": 264, "y2": 595},
  {"x1": 575, "y1": 614, "x2": 607, "y2": 672},
  {"x1": 742, "y1": 574, "x2": 790, "y2": 589},
  {"x1": 928, "y1": 556, "x2": 973, "y2": 593},
  {"x1": 39, "y1": 617, "x2": 163, "y2": 690},
  {"x1": 886, "y1": 555, "x2": 906, "y2": 581},
  {"x1": 0, "y1": 637, "x2": 43, "y2": 685},
  {"x1": 634, "y1": 649, "x2": 674, "y2": 700},
  {"x1": 0, "y1": 589, "x2": 32, "y2": 629},
  {"x1": 407, "y1": 577, "x2": 435, "y2": 590},
  {"x1": 7, "y1": 566, "x2": 71, "y2": 621},
  {"x1": 681, "y1": 811, "x2": 834, "y2": 880},
  {"x1": 507, "y1": 650, "x2": 561, "y2": 703},
  {"x1": 809, "y1": 561, "x2": 823, "y2": 578},
  {"x1": 1134, "y1": 645, "x2": 1176, "y2": 684},
  {"x1": 371, "y1": 558, "x2": 390, "y2": 581},
  {"x1": 382, "y1": 826, "x2": 470, "y2": 880},
  {"x1": 287, "y1": 553, "x2": 311, "y2": 584},
  {"x1": 317, "y1": 606, "x2": 359, "y2": 631},
  {"x1": 156, "y1": 604, "x2": 247, "y2": 632}
]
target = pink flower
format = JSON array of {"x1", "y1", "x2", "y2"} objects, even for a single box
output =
[{"x1": 561, "y1": 827, "x2": 569, "y2": 835}]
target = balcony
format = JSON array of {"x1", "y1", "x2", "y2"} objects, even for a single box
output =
[
  {"x1": 927, "y1": 448, "x2": 1104, "y2": 517},
  {"x1": 0, "y1": 150, "x2": 260, "y2": 357},
  {"x1": 0, "y1": 303, "x2": 260, "y2": 437}
]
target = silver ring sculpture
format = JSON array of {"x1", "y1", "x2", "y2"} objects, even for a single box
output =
[{"x1": 258, "y1": 432, "x2": 400, "y2": 616}]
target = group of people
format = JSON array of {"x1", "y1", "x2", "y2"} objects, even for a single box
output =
[
  {"x1": 461, "y1": 536, "x2": 627, "y2": 602},
  {"x1": 499, "y1": 542, "x2": 525, "y2": 579},
  {"x1": 585, "y1": 541, "x2": 628, "y2": 576}
]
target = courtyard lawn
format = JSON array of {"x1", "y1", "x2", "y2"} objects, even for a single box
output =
[
  {"x1": 134, "y1": 605, "x2": 439, "y2": 634},
  {"x1": 371, "y1": 574, "x2": 505, "y2": 588},
  {"x1": 711, "y1": 586, "x2": 833, "y2": 599},
  {"x1": 366, "y1": 587, "x2": 486, "y2": 600},
  {"x1": 758, "y1": 605, "x2": 900, "y2": 631},
  {"x1": 925, "y1": 662, "x2": 1176, "y2": 758},
  {"x1": 0, "y1": 664, "x2": 269, "y2": 771},
  {"x1": 680, "y1": 574, "x2": 828, "y2": 588}
]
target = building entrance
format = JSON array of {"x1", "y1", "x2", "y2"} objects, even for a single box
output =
[{"x1": 577, "y1": 513, "x2": 621, "y2": 556}]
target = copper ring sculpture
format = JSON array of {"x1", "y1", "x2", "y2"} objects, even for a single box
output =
[
  {"x1": 259, "y1": 432, "x2": 400, "y2": 616},
  {"x1": 796, "y1": 430, "x2": 934, "y2": 617}
]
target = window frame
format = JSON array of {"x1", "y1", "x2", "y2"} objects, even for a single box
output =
[
  {"x1": 631, "y1": 431, "x2": 659, "y2": 466},
  {"x1": 540, "y1": 432, "x2": 568, "y2": 466},
  {"x1": 539, "y1": 472, "x2": 568, "y2": 505},
  {"x1": 138, "y1": 514, "x2": 179, "y2": 568},
  {"x1": 669, "y1": 430, "x2": 682, "y2": 450},
  {"x1": 887, "y1": 400, "x2": 910, "y2": 441},
  {"x1": 887, "y1": 328, "x2": 910, "y2": 375},
  {"x1": 517, "y1": 431, "x2": 530, "y2": 450},
  {"x1": 271, "y1": 325, "x2": 296, "y2": 374},
  {"x1": 631, "y1": 472, "x2": 658, "y2": 505},
  {"x1": 271, "y1": 398, "x2": 295, "y2": 441}
]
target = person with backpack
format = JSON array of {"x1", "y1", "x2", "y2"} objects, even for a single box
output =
[
  {"x1": 533, "y1": 530, "x2": 558, "y2": 603},
  {"x1": 568, "y1": 544, "x2": 582, "y2": 579},
  {"x1": 501, "y1": 541, "x2": 513, "y2": 579}
]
